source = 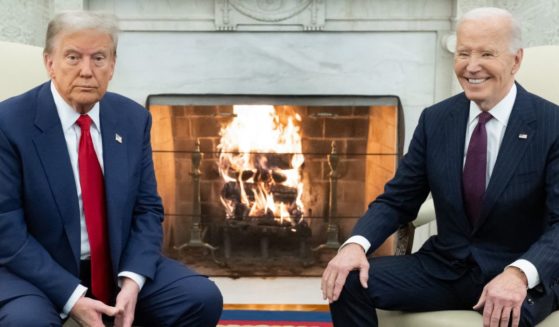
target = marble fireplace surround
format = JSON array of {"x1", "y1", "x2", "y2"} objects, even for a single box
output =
[{"x1": 88, "y1": 0, "x2": 454, "y2": 252}]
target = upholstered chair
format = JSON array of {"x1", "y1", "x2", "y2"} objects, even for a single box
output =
[
  {"x1": 377, "y1": 45, "x2": 559, "y2": 327},
  {"x1": 0, "y1": 41, "x2": 47, "y2": 101}
]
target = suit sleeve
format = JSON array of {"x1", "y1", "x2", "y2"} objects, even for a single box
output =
[
  {"x1": 0, "y1": 126, "x2": 80, "y2": 309},
  {"x1": 352, "y1": 110, "x2": 431, "y2": 254},
  {"x1": 521, "y1": 133, "x2": 559, "y2": 289},
  {"x1": 118, "y1": 113, "x2": 164, "y2": 279}
]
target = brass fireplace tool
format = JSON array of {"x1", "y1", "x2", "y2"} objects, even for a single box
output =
[
  {"x1": 313, "y1": 141, "x2": 341, "y2": 252},
  {"x1": 174, "y1": 139, "x2": 222, "y2": 265}
]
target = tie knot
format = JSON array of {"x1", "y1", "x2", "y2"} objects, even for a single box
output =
[
  {"x1": 76, "y1": 115, "x2": 92, "y2": 131},
  {"x1": 478, "y1": 112, "x2": 492, "y2": 125}
]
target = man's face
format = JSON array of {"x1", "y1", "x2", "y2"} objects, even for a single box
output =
[
  {"x1": 44, "y1": 29, "x2": 115, "y2": 113},
  {"x1": 454, "y1": 19, "x2": 523, "y2": 111}
]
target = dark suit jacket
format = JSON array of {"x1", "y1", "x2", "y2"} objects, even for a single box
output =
[
  {"x1": 0, "y1": 82, "x2": 182, "y2": 310},
  {"x1": 353, "y1": 83, "x2": 559, "y2": 293}
]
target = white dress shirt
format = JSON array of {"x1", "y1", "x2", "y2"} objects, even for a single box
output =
[
  {"x1": 345, "y1": 84, "x2": 540, "y2": 289},
  {"x1": 50, "y1": 83, "x2": 146, "y2": 316}
]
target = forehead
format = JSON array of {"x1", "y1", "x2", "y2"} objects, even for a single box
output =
[
  {"x1": 53, "y1": 29, "x2": 114, "y2": 53},
  {"x1": 456, "y1": 19, "x2": 509, "y2": 49}
]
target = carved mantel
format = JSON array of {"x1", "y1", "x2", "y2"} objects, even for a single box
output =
[
  {"x1": 215, "y1": 0, "x2": 325, "y2": 31},
  {"x1": 87, "y1": 0, "x2": 452, "y2": 33}
]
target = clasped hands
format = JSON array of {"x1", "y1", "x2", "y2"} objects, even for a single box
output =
[
  {"x1": 321, "y1": 243, "x2": 528, "y2": 327},
  {"x1": 70, "y1": 277, "x2": 140, "y2": 327}
]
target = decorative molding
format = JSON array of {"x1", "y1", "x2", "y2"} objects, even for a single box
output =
[
  {"x1": 54, "y1": 0, "x2": 86, "y2": 12},
  {"x1": 83, "y1": 0, "x2": 451, "y2": 32},
  {"x1": 0, "y1": 0, "x2": 51, "y2": 46},
  {"x1": 215, "y1": 0, "x2": 325, "y2": 31},
  {"x1": 457, "y1": 0, "x2": 559, "y2": 47}
]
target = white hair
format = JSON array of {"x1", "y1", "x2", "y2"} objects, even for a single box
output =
[
  {"x1": 457, "y1": 7, "x2": 522, "y2": 53},
  {"x1": 45, "y1": 11, "x2": 119, "y2": 56}
]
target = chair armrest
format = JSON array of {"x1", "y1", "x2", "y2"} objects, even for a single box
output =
[
  {"x1": 395, "y1": 198, "x2": 435, "y2": 255},
  {"x1": 413, "y1": 198, "x2": 435, "y2": 228}
]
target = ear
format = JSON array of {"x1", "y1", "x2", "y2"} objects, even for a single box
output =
[
  {"x1": 108, "y1": 55, "x2": 116, "y2": 80},
  {"x1": 511, "y1": 48, "x2": 524, "y2": 75},
  {"x1": 43, "y1": 52, "x2": 55, "y2": 78}
]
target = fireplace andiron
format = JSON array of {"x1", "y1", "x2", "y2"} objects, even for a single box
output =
[
  {"x1": 313, "y1": 141, "x2": 341, "y2": 252},
  {"x1": 174, "y1": 139, "x2": 223, "y2": 265}
]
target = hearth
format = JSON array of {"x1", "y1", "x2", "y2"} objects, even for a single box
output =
[{"x1": 148, "y1": 94, "x2": 403, "y2": 276}]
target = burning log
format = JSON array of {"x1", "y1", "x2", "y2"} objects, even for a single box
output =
[{"x1": 218, "y1": 105, "x2": 305, "y2": 227}]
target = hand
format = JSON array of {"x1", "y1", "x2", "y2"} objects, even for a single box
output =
[
  {"x1": 70, "y1": 296, "x2": 120, "y2": 327},
  {"x1": 113, "y1": 277, "x2": 140, "y2": 327},
  {"x1": 321, "y1": 243, "x2": 369, "y2": 303},
  {"x1": 473, "y1": 267, "x2": 528, "y2": 327}
]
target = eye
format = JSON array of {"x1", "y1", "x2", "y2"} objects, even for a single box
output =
[
  {"x1": 456, "y1": 52, "x2": 470, "y2": 58},
  {"x1": 482, "y1": 52, "x2": 494, "y2": 57},
  {"x1": 65, "y1": 54, "x2": 80, "y2": 64},
  {"x1": 93, "y1": 54, "x2": 107, "y2": 66}
]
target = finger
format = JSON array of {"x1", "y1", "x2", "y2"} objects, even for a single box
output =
[
  {"x1": 473, "y1": 290, "x2": 486, "y2": 311},
  {"x1": 324, "y1": 265, "x2": 339, "y2": 302},
  {"x1": 499, "y1": 306, "x2": 512, "y2": 327},
  {"x1": 359, "y1": 262, "x2": 369, "y2": 289},
  {"x1": 97, "y1": 303, "x2": 120, "y2": 317},
  {"x1": 321, "y1": 268, "x2": 331, "y2": 299},
  {"x1": 482, "y1": 300, "x2": 493, "y2": 327},
  {"x1": 325, "y1": 270, "x2": 338, "y2": 302},
  {"x1": 511, "y1": 306, "x2": 521, "y2": 327},
  {"x1": 331, "y1": 270, "x2": 349, "y2": 302},
  {"x1": 489, "y1": 304, "x2": 502, "y2": 327},
  {"x1": 114, "y1": 314, "x2": 123, "y2": 327},
  {"x1": 123, "y1": 311, "x2": 135, "y2": 327}
]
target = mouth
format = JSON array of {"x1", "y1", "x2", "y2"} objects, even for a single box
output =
[
  {"x1": 465, "y1": 78, "x2": 488, "y2": 85},
  {"x1": 74, "y1": 85, "x2": 97, "y2": 91}
]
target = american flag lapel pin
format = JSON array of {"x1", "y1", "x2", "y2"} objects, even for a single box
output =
[
  {"x1": 518, "y1": 133, "x2": 528, "y2": 139},
  {"x1": 115, "y1": 133, "x2": 123, "y2": 143}
]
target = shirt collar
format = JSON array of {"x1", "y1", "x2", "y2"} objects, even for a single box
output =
[
  {"x1": 50, "y1": 81, "x2": 101, "y2": 132},
  {"x1": 468, "y1": 83, "x2": 517, "y2": 127}
]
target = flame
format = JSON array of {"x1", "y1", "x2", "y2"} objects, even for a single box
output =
[{"x1": 218, "y1": 105, "x2": 304, "y2": 225}]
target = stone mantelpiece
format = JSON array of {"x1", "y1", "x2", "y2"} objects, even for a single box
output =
[{"x1": 88, "y1": 0, "x2": 452, "y2": 32}]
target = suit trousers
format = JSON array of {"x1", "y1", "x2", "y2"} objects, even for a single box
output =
[
  {"x1": 0, "y1": 258, "x2": 223, "y2": 327},
  {"x1": 329, "y1": 254, "x2": 558, "y2": 327}
]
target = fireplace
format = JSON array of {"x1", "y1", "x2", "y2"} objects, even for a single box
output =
[{"x1": 149, "y1": 94, "x2": 403, "y2": 276}]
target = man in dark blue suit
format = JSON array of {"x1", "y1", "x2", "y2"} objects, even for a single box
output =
[
  {"x1": 0, "y1": 11, "x2": 222, "y2": 326},
  {"x1": 322, "y1": 7, "x2": 559, "y2": 327}
]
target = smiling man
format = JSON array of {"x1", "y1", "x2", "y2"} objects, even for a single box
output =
[
  {"x1": 0, "y1": 11, "x2": 222, "y2": 327},
  {"x1": 322, "y1": 7, "x2": 559, "y2": 327}
]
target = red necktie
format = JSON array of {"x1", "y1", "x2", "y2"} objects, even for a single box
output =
[
  {"x1": 463, "y1": 111, "x2": 492, "y2": 226},
  {"x1": 76, "y1": 115, "x2": 113, "y2": 304}
]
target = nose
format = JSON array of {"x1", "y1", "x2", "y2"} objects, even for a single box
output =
[
  {"x1": 465, "y1": 54, "x2": 481, "y2": 73},
  {"x1": 79, "y1": 57, "x2": 93, "y2": 77}
]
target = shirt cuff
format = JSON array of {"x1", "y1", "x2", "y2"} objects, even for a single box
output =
[
  {"x1": 341, "y1": 235, "x2": 371, "y2": 253},
  {"x1": 61, "y1": 284, "x2": 87, "y2": 319},
  {"x1": 118, "y1": 271, "x2": 146, "y2": 290},
  {"x1": 509, "y1": 259, "x2": 540, "y2": 289}
]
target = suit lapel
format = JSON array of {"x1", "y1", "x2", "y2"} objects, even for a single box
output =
[
  {"x1": 443, "y1": 94, "x2": 471, "y2": 229},
  {"x1": 99, "y1": 99, "x2": 128, "y2": 267},
  {"x1": 32, "y1": 83, "x2": 81, "y2": 270},
  {"x1": 474, "y1": 85, "x2": 536, "y2": 233}
]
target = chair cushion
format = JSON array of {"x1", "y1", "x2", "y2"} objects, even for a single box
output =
[{"x1": 377, "y1": 309, "x2": 559, "y2": 326}]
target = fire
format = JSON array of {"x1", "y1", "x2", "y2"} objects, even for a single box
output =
[{"x1": 218, "y1": 105, "x2": 304, "y2": 225}]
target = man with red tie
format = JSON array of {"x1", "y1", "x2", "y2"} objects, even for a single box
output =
[
  {"x1": 0, "y1": 11, "x2": 222, "y2": 326},
  {"x1": 322, "y1": 7, "x2": 559, "y2": 327}
]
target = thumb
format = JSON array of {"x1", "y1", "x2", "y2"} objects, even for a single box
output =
[
  {"x1": 473, "y1": 290, "x2": 486, "y2": 311},
  {"x1": 359, "y1": 263, "x2": 369, "y2": 289},
  {"x1": 97, "y1": 302, "x2": 121, "y2": 317}
]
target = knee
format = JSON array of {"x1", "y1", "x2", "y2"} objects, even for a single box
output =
[
  {"x1": 176, "y1": 277, "x2": 223, "y2": 326},
  {"x1": 192, "y1": 279, "x2": 223, "y2": 324},
  {"x1": 0, "y1": 296, "x2": 60, "y2": 327},
  {"x1": 343, "y1": 270, "x2": 367, "y2": 295}
]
